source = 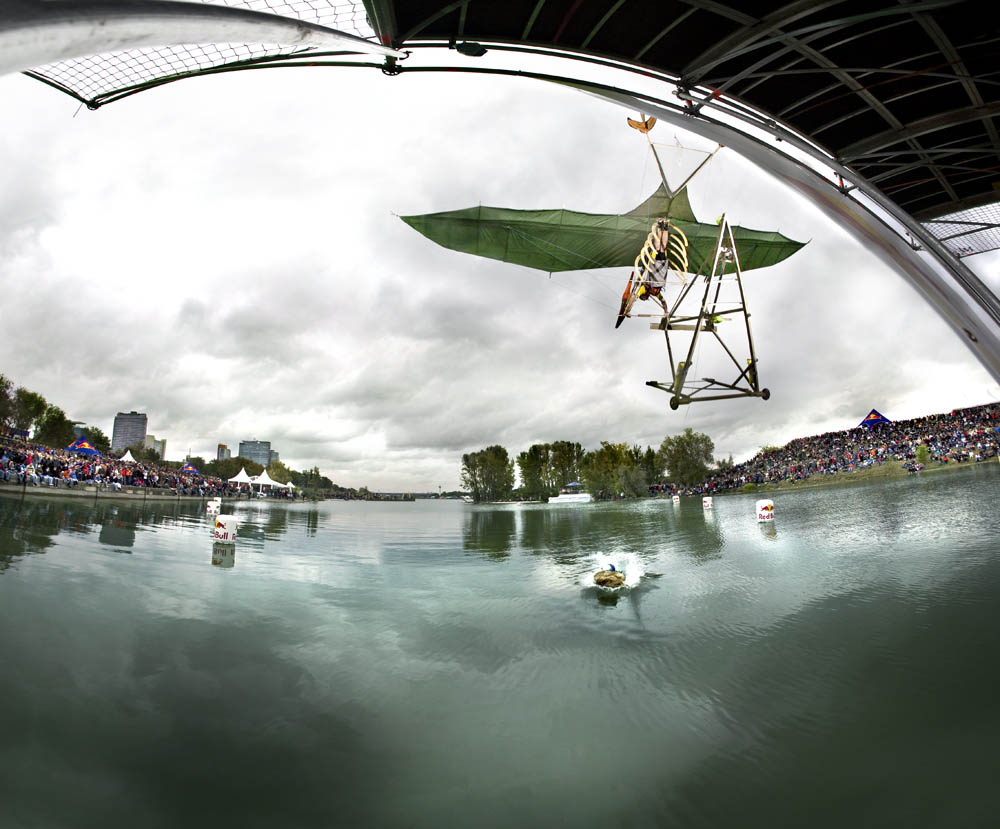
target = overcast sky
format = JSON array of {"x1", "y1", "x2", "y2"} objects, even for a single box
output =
[{"x1": 1, "y1": 62, "x2": 998, "y2": 491}]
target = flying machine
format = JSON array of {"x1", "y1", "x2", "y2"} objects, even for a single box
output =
[{"x1": 400, "y1": 118, "x2": 806, "y2": 409}]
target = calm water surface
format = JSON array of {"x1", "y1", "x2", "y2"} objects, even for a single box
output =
[{"x1": 2, "y1": 465, "x2": 999, "y2": 827}]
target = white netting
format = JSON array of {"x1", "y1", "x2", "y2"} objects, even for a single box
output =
[
  {"x1": 923, "y1": 199, "x2": 1000, "y2": 258},
  {"x1": 650, "y1": 141, "x2": 714, "y2": 196},
  {"x1": 27, "y1": 1, "x2": 375, "y2": 105}
]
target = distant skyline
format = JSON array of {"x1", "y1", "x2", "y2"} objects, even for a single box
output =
[{"x1": 1, "y1": 64, "x2": 997, "y2": 490}]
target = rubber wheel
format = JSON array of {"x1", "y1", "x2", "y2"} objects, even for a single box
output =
[
  {"x1": 669, "y1": 396, "x2": 679, "y2": 410},
  {"x1": 761, "y1": 388, "x2": 771, "y2": 401}
]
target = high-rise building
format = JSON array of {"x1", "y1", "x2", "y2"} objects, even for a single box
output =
[
  {"x1": 238, "y1": 440, "x2": 271, "y2": 467},
  {"x1": 269, "y1": 450, "x2": 280, "y2": 465},
  {"x1": 144, "y1": 434, "x2": 166, "y2": 458},
  {"x1": 217, "y1": 444, "x2": 231, "y2": 461},
  {"x1": 111, "y1": 411, "x2": 147, "y2": 452}
]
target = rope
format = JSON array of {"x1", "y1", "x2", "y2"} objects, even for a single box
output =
[{"x1": 546, "y1": 275, "x2": 617, "y2": 310}]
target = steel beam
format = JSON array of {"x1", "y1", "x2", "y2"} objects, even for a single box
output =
[{"x1": 841, "y1": 103, "x2": 1000, "y2": 161}]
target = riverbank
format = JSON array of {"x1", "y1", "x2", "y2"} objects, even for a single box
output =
[
  {"x1": 0, "y1": 480, "x2": 252, "y2": 503},
  {"x1": 730, "y1": 456, "x2": 998, "y2": 496}
]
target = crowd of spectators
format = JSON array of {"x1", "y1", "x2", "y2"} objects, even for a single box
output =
[
  {"x1": 0, "y1": 436, "x2": 295, "y2": 499},
  {"x1": 694, "y1": 402, "x2": 1000, "y2": 495}
]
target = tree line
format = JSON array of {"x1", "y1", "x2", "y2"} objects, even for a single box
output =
[
  {"x1": 461, "y1": 429, "x2": 725, "y2": 503},
  {"x1": 0, "y1": 373, "x2": 107, "y2": 451}
]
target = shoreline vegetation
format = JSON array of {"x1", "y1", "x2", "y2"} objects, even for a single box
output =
[
  {"x1": 474, "y1": 459, "x2": 997, "y2": 506},
  {"x1": 462, "y1": 402, "x2": 1000, "y2": 503}
]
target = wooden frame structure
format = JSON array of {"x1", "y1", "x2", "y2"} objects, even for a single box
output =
[{"x1": 639, "y1": 216, "x2": 769, "y2": 409}]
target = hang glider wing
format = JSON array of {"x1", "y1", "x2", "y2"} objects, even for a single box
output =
[{"x1": 400, "y1": 184, "x2": 805, "y2": 273}]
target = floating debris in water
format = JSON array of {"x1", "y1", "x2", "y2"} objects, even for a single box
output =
[
  {"x1": 584, "y1": 553, "x2": 645, "y2": 590},
  {"x1": 594, "y1": 569, "x2": 626, "y2": 588}
]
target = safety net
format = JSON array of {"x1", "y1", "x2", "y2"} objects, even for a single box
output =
[{"x1": 25, "y1": 1, "x2": 374, "y2": 108}]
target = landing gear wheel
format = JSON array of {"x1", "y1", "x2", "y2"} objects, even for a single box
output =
[
  {"x1": 761, "y1": 388, "x2": 771, "y2": 401},
  {"x1": 669, "y1": 396, "x2": 679, "y2": 410}
]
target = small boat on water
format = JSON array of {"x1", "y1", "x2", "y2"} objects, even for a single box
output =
[
  {"x1": 548, "y1": 482, "x2": 593, "y2": 504},
  {"x1": 462, "y1": 495, "x2": 474, "y2": 504}
]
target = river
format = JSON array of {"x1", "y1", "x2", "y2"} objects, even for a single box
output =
[{"x1": 1, "y1": 464, "x2": 998, "y2": 827}]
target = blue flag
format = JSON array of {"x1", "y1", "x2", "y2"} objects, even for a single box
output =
[
  {"x1": 66, "y1": 437, "x2": 102, "y2": 456},
  {"x1": 859, "y1": 409, "x2": 891, "y2": 428}
]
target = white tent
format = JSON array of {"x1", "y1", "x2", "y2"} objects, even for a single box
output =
[
  {"x1": 118, "y1": 449, "x2": 136, "y2": 463},
  {"x1": 254, "y1": 469, "x2": 281, "y2": 488},
  {"x1": 228, "y1": 467, "x2": 254, "y2": 485}
]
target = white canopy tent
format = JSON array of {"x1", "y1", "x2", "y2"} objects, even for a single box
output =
[
  {"x1": 228, "y1": 467, "x2": 254, "y2": 485},
  {"x1": 252, "y1": 469, "x2": 282, "y2": 488},
  {"x1": 118, "y1": 449, "x2": 136, "y2": 463}
]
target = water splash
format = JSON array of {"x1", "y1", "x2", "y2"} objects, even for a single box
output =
[{"x1": 582, "y1": 552, "x2": 645, "y2": 590}]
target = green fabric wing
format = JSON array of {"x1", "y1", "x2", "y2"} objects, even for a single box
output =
[{"x1": 400, "y1": 185, "x2": 804, "y2": 273}]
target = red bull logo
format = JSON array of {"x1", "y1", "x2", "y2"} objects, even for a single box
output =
[
  {"x1": 756, "y1": 499, "x2": 775, "y2": 522},
  {"x1": 212, "y1": 516, "x2": 238, "y2": 543}
]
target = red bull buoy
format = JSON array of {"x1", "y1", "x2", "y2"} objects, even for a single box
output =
[
  {"x1": 756, "y1": 499, "x2": 774, "y2": 522},
  {"x1": 212, "y1": 516, "x2": 238, "y2": 543}
]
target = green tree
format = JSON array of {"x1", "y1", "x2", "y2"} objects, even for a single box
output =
[
  {"x1": 80, "y1": 425, "x2": 110, "y2": 454},
  {"x1": 0, "y1": 374, "x2": 13, "y2": 431},
  {"x1": 621, "y1": 443, "x2": 649, "y2": 496},
  {"x1": 915, "y1": 444, "x2": 931, "y2": 465},
  {"x1": 126, "y1": 442, "x2": 161, "y2": 464},
  {"x1": 580, "y1": 441, "x2": 637, "y2": 498},
  {"x1": 461, "y1": 445, "x2": 514, "y2": 503},
  {"x1": 287, "y1": 465, "x2": 336, "y2": 498},
  {"x1": 549, "y1": 440, "x2": 584, "y2": 488},
  {"x1": 34, "y1": 405, "x2": 76, "y2": 448},
  {"x1": 266, "y1": 459, "x2": 293, "y2": 483},
  {"x1": 290, "y1": 465, "x2": 321, "y2": 487},
  {"x1": 641, "y1": 446, "x2": 661, "y2": 485},
  {"x1": 516, "y1": 443, "x2": 550, "y2": 500},
  {"x1": 13, "y1": 387, "x2": 47, "y2": 434},
  {"x1": 658, "y1": 428, "x2": 715, "y2": 487},
  {"x1": 205, "y1": 456, "x2": 264, "y2": 480}
]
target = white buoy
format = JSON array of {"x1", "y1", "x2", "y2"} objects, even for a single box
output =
[
  {"x1": 756, "y1": 499, "x2": 774, "y2": 522},
  {"x1": 212, "y1": 516, "x2": 238, "y2": 543},
  {"x1": 206, "y1": 499, "x2": 221, "y2": 515},
  {"x1": 672, "y1": 495, "x2": 680, "y2": 505},
  {"x1": 702, "y1": 496, "x2": 713, "y2": 509}
]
